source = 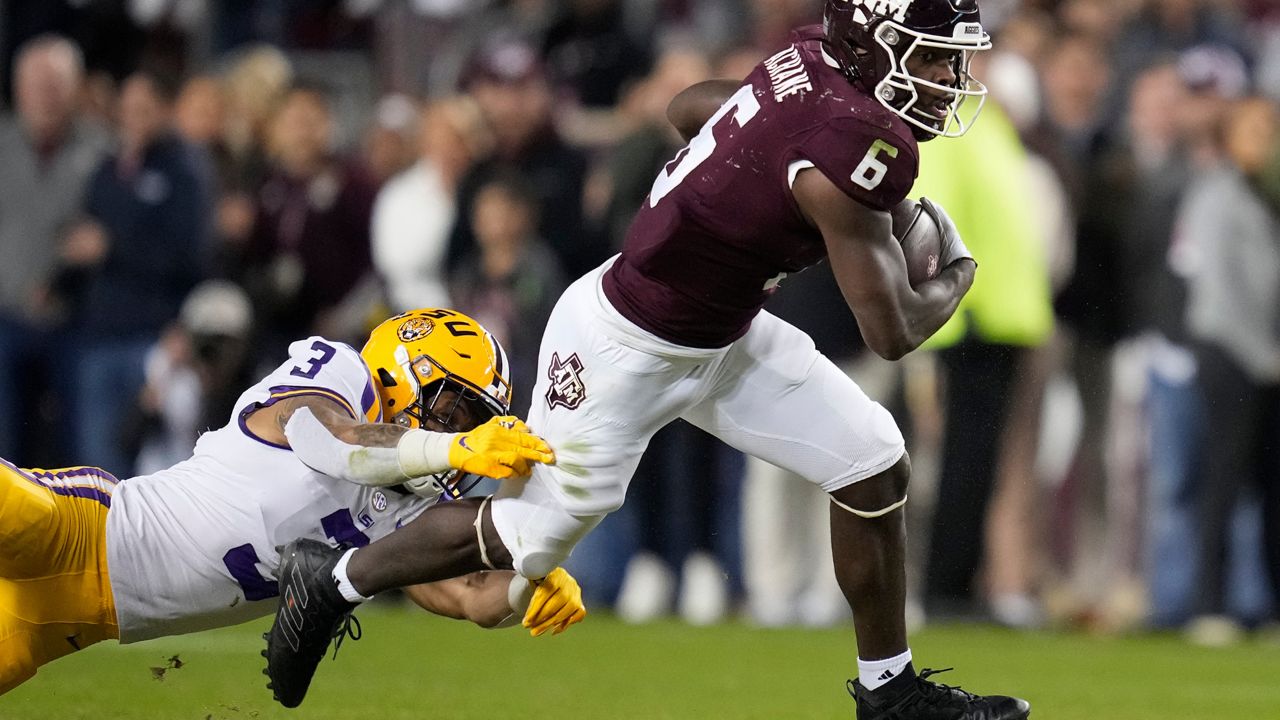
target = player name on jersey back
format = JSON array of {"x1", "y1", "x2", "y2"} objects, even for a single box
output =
[{"x1": 764, "y1": 45, "x2": 813, "y2": 102}]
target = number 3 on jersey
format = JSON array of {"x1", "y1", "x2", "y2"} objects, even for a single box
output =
[
  {"x1": 650, "y1": 85, "x2": 761, "y2": 206},
  {"x1": 290, "y1": 340, "x2": 336, "y2": 380}
]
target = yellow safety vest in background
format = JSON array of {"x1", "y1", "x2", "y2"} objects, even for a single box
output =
[{"x1": 913, "y1": 103, "x2": 1055, "y2": 349}]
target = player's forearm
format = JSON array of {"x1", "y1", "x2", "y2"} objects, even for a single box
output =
[
  {"x1": 897, "y1": 260, "x2": 976, "y2": 352},
  {"x1": 284, "y1": 408, "x2": 454, "y2": 486},
  {"x1": 842, "y1": 258, "x2": 974, "y2": 361},
  {"x1": 331, "y1": 421, "x2": 408, "y2": 448},
  {"x1": 405, "y1": 572, "x2": 528, "y2": 629},
  {"x1": 464, "y1": 571, "x2": 527, "y2": 628}
]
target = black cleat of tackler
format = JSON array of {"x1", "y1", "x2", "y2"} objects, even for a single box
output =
[{"x1": 262, "y1": 539, "x2": 362, "y2": 708}]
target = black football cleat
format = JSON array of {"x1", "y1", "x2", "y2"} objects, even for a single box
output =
[
  {"x1": 263, "y1": 539, "x2": 362, "y2": 708},
  {"x1": 850, "y1": 664, "x2": 1031, "y2": 719}
]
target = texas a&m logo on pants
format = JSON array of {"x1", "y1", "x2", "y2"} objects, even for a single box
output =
[{"x1": 545, "y1": 352, "x2": 586, "y2": 411}]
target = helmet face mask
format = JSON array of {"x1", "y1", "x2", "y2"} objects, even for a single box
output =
[
  {"x1": 394, "y1": 371, "x2": 504, "y2": 500},
  {"x1": 823, "y1": 0, "x2": 991, "y2": 139},
  {"x1": 389, "y1": 353, "x2": 505, "y2": 432}
]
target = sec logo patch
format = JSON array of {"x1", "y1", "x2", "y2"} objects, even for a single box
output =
[{"x1": 372, "y1": 491, "x2": 388, "y2": 512}]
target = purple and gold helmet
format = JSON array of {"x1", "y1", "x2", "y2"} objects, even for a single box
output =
[
  {"x1": 361, "y1": 308, "x2": 512, "y2": 431},
  {"x1": 361, "y1": 308, "x2": 513, "y2": 500}
]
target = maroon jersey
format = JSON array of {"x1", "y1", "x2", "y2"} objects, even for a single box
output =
[{"x1": 603, "y1": 25, "x2": 919, "y2": 348}]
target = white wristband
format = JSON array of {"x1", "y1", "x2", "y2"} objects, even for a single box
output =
[
  {"x1": 507, "y1": 573, "x2": 535, "y2": 614},
  {"x1": 397, "y1": 429, "x2": 458, "y2": 477}
]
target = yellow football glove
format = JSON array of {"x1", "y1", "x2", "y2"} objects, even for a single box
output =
[
  {"x1": 522, "y1": 567, "x2": 587, "y2": 637},
  {"x1": 448, "y1": 416, "x2": 555, "y2": 480}
]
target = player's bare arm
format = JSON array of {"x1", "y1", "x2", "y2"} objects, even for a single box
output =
[
  {"x1": 246, "y1": 394, "x2": 399, "y2": 447},
  {"x1": 403, "y1": 568, "x2": 585, "y2": 635},
  {"x1": 792, "y1": 168, "x2": 975, "y2": 360},
  {"x1": 667, "y1": 79, "x2": 740, "y2": 141},
  {"x1": 405, "y1": 572, "x2": 513, "y2": 626}
]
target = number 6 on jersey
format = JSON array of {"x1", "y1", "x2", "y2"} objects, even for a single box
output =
[
  {"x1": 851, "y1": 139, "x2": 899, "y2": 191},
  {"x1": 650, "y1": 85, "x2": 761, "y2": 206}
]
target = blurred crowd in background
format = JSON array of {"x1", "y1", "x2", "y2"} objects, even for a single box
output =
[{"x1": 1, "y1": 0, "x2": 1278, "y2": 646}]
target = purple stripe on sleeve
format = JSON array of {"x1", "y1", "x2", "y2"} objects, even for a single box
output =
[
  {"x1": 266, "y1": 386, "x2": 357, "y2": 418},
  {"x1": 30, "y1": 467, "x2": 119, "y2": 485},
  {"x1": 3, "y1": 459, "x2": 119, "y2": 490},
  {"x1": 361, "y1": 376, "x2": 378, "y2": 420},
  {"x1": 1, "y1": 458, "x2": 50, "y2": 489},
  {"x1": 48, "y1": 485, "x2": 112, "y2": 508},
  {"x1": 236, "y1": 387, "x2": 358, "y2": 448},
  {"x1": 237, "y1": 402, "x2": 291, "y2": 450}
]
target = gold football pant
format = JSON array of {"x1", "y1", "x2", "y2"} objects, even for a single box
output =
[{"x1": 0, "y1": 459, "x2": 118, "y2": 695}]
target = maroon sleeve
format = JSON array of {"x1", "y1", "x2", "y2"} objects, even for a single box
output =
[{"x1": 795, "y1": 117, "x2": 918, "y2": 211}]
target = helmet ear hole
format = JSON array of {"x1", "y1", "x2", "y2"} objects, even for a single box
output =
[{"x1": 377, "y1": 368, "x2": 398, "y2": 387}]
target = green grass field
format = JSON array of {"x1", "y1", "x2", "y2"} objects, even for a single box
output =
[{"x1": 6, "y1": 605, "x2": 1278, "y2": 719}]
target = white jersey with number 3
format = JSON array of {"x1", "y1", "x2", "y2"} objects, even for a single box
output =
[{"x1": 105, "y1": 337, "x2": 432, "y2": 643}]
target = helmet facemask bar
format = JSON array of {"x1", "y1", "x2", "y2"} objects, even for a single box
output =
[
  {"x1": 872, "y1": 21, "x2": 990, "y2": 139},
  {"x1": 391, "y1": 346, "x2": 508, "y2": 429},
  {"x1": 392, "y1": 346, "x2": 508, "y2": 500}
]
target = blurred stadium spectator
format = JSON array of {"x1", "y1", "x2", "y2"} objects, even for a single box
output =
[
  {"x1": 914, "y1": 98, "x2": 1055, "y2": 627},
  {"x1": 0, "y1": 34, "x2": 107, "y2": 464},
  {"x1": 446, "y1": 36, "x2": 601, "y2": 279},
  {"x1": 362, "y1": 92, "x2": 420, "y2": 186},
  {"x1": 127, "y1": 279, "x2": 255, "y2": 475},
  {"x1": 62, "y1": 69, "x2": 210, "y2": 478},
  {"x1": 373, "y1": 95, "x2": 492, "y2": 313},
  {"x1": 1029, "y1": 28, "x2": 1138, "y2": 629},
  {"x1": 1125, "y1": 48, "x2": 1270, "y2": 632},
  {"x1": 213, "y1": 44, "x2": 292, "y2": 267},
  {"x1": 451, "y1": 171, "x2": 566, "y2": 418},
  {"x1": 542, "y1": 0, "x2": 653, "y2": 108},
  {"x1": 1180, "y1": 95, "x2": 1280, "y2": 645},
  {"x1": 244, "y1": 84, "x2": 378, "y2": 356}
]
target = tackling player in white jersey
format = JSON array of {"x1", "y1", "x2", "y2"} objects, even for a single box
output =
[{"x1": 0, "y1": 308, "x2": 579, "y2": 696}]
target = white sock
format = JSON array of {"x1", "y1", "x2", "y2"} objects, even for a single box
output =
[
  {"x1": 857, "y1": 649, "x2": 912, "y2": 692},
  {"x1": 332, "y1": 548, "x2": 372, "y2": 603}
]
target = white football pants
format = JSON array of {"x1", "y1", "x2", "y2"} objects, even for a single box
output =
[{"x1": 491, "y1": 258, "x2": 905, "y2": 578}]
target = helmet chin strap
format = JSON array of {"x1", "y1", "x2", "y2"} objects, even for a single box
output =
[{"x1": 820, "y1": 45, "x2": 840, "y2": 69}]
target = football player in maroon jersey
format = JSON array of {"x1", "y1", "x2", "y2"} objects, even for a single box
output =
[{"x1": 267, "y1": 2, "x2": 1032, "y2": 716}]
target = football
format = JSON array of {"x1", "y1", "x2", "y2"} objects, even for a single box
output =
[{"x1": 890, "y1": 198, "x2": 942, "y2": 287}]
